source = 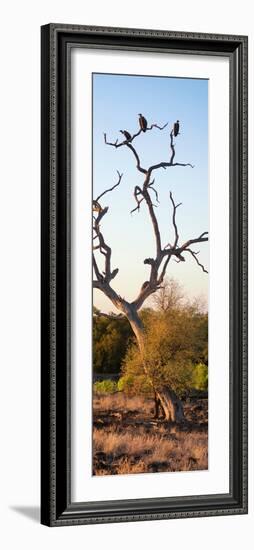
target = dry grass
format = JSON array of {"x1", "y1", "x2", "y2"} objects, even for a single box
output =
[
  {"x1": 93, "y1": 393, "x2": 208, "y2": 476},
  {"x1": 93, "y1": 393, "x2": 152, "y2": 414}
]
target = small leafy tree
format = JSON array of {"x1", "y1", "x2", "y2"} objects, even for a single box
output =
[
  {"x1": 120, "y1": 299, "x2": 208, "y2": 410},
  {"x1": 121, "y1": 314, "x2": 193, "y2": 397}
]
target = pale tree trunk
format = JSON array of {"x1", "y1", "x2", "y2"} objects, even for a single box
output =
[
  {"x1": 154, "y1": 391, "x2": 161, "y2": 419},
  {"x1": 125, "y1": 305, "x2": 184, "y2": 423}
]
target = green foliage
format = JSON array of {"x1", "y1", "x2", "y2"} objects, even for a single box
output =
[
  {"x1": 117, "y1": 374, "x2": 134, "y2": 394},
  {"x1": 93, "y1": 313, "x2": 133, "y2": 375},
  {"x1": 117, "y1": 374, "x2": 152, "y2": 396},
  {"x1": 93, "y1": 379, "x2": 118, "y2": 395},
  {"x1": 93, "y1": 282, "x2": 208, "y2": 399},
  {"x1": 121, "y1": 305, "x2": 208, "y2": 398},
  {"x1": 191, "y1": 363, "x2": 208, "y2": 391}
]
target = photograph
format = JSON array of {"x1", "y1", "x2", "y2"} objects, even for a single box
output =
[{"x1": 92, "y1": 73, "x2": 209, "y2": 476}]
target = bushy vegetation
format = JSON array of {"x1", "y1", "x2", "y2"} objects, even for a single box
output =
[
  {"x1": 93, "y1": 379, "x2": 118, "y2": 395},
  {"x1": 93, "y1": 310, "x2": 132, "y2": 375},
  {"x1": 120, "y1": 302, "x2": 208, "y2": 398},
  {"x1": 117, "y1": 373, "x2": 152, "y2": 396},
  {"x1": 192, "y1": 363, "x2": 208, "y2": 392},
  {"x1": 93, "y1": 279, "x2": 208, "y2": 398}
]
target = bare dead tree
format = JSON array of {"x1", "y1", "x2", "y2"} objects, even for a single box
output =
[
  {"x1": 93, "y1": 121, "x2": 208, "y2": 422},
  {"x1": 151, "y1": 277, "x2": 185, "y2": 313}
]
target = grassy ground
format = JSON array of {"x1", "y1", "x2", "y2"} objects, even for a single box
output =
[{"x1": 93, "y1": 393, "x2": 208, "y2": 476}]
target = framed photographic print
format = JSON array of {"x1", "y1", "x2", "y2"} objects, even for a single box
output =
[{"x1": 41, "y1": 24, "x2": 248, "y2": 526}]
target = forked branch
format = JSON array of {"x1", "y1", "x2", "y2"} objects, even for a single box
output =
[
  {"x1": 93, "y1": 171, "x2": 123, "y2": 286},
  {"x1": 95, "y1": 170, "x2": 123, "y2": 203},
  {"x1": 104, "y1": 121, "x2": 168, "y2": 148}
]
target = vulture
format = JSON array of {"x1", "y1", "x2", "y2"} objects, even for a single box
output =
[
  {"x1": 120, "y1": 130, "x2": 132, "y2": 141},
  {"x1": 173, "y1": 120, "x2": 180, "y2": 137},
  {"x1": 138, "y1": 113, "x2": 148, "y2": 132}
]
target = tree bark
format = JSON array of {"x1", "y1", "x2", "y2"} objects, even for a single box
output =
[
  {"x1": 156, "y1": 387, "x2": 184, "y2": 422},
  {"x1": 153, "y1": 391, "x2": 161, "y2": 419},
  {"x1": 124, "y1": 304, "x2": 184, "y2": 423}
]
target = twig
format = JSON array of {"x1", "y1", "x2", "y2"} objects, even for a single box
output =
[
  {"x1": 184, "y1": 249, "x2": 208, "y2": 274},
  {"x1": 95, "y1": 170, "x2": 123, "y2": 203},
  {"x1": 169, "y1": 191, "x2": 182, "y2": 247}
]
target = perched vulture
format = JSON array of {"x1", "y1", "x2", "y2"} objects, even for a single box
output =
[
  {"x1": 138, "y1": 113, "x2": 148, "y2": 132},
  {"x1": 173, "y1": 120, "x2": 180, "y2": 137},
  {"x1": 120, "y1": 129, "x2": 132, "y2": 141}
]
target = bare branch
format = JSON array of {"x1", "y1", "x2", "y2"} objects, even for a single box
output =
[
  {"x1": 178, "y1": 232, "x2": 209, "y2": 251},
  {"x1": 104, "y1": 121, "x2": 168, "y2": 148},
  {"x1": 93, "y1": 172, "x2": 124, "y2": 285},
  {"x1": 148, "y1": 160, "x2": 194, "y2": 176},
  {"x1": 125, "y1": 143, "x2": 147, "y2": 174},
  {"x1": 148, "y1": 179, "x2": 159, "y2": 203},
  {"x1": 143, "y1": 184, "x2": 162, "y2": 259},
  {"x1": 184, "y1": 249, "x2": 208, "y2": 274},
  {"x1": 158, "y1": 254, "x2": 171, "y2": 285},
  {"x1": 149, "y1": 122, "x2": 168, "y2": 131},
  {"x1": 93, "y1": 256, "x2": 103, "y2": 282},
  {"x1": 146, "y1": 128, "x2": 194, "y2": 175},
  {"x1": 131, "y1": 279, "x2": 159, "y2": 311},
  {"x1": 104, "y1": 134, "x2": 119, "y2": 147},
  {"x1": 158, "y1": 194, "x2": 209, "y2": 274},
  {"x1": 169, "y1": 129, "x2": 176, "y2": 164},
  {"x1": 93, "y1": 280, "x2": 103, "y2": 290},
  {"x1": 95, "y1": 170, "x2": 123, "y2": 203},
  {"x1": 130, "y1": 185, "x2": 144, "y2": 214},
  {"x1": 169, "y1": 191, "x2": 182, "y2": 247},
  {"x1": 131, "y1": 186, "x2": 207, "y2": 310},
  {"x1": 104, "y1": 122, "x2": 169, "y2": 176},
  {"x1": 172, "y1": 162, "x2": 195, "y2": 168}
]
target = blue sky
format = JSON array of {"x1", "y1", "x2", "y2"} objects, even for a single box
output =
[{"x1": 92, "y1": 73, "x2": 208, "y2": 313}]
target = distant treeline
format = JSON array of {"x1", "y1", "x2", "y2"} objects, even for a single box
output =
[{"x1": 93, "y1": 313, "x2": 132, "y2": 376}]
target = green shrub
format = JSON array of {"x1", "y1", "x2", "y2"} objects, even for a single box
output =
[
  {"x1": 118, "y1": 374, "x2": 152, "y2": 396},
  {"x1": 192, "y1": 363, "x2": 208, "y2": 391},
  {"x1": 93, "y1": 313, "x2": 132, "y2": 375},
  {"x1": 117, "y1": 374, "x2": 135, "y2": 394},
  {"x1": 93, "y1": 379, "x2": 118, "y2": 395},
  {"x1": 119, "y1": 306, "x2": 208, "y2": 399}
]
